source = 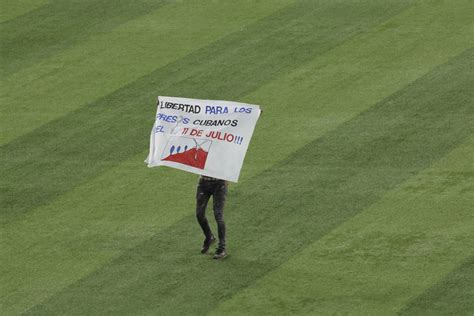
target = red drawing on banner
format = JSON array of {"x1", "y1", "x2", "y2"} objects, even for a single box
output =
[{"x1": 161, "y1": 137, "x2": 212, "y2": 170}]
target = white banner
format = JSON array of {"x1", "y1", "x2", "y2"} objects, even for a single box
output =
[{"x1": 145, "y1": 96, "x2": 261, "y2": 182}]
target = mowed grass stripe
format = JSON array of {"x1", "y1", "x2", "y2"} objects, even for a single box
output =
[
  {"x1": 0, "y1": 0, "x2": 49, "y2": 23},
  {"x1": 212, "y1": 136, "x2": 474, "y2": 315},
  {"x1": 0, "y1": 0, "x2": 171, "y2": 78},
  {"x1": 0, "y1": 166, "x2": 199, "y2": 314},
  {"x1": 3, "y1": 1, "x2": 469, "y2": 311},
  {"x1": 0, "y1": 0, "x2": 293, "y2": 145},
  {"x1": 241, "y1": 0, "x2": 472, "y2": 180},
  {"x1": 0, "y1": 0, "x2": 411, "y2": 224},
  {"x1": 400, "y1": 256, "x2": 474, "y2": 315},
  {"x1": 25, "y1": 48, "x2": 473, "y2": 315}
]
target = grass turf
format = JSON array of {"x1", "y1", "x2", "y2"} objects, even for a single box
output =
[{"x1": 1, "y1": 0, "x2": 473, "y2": 314}]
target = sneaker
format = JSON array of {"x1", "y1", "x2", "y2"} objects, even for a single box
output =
[
  {"x1": 213, "y1": 248, "x2": 227, "y2": 259},
  {"x1": 201, "y1": 235, "x2": 216, "y2": 254}
]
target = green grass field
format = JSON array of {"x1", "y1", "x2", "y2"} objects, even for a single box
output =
[{"x1": 1, "y1": 0, "x2": 473, "y2": 314}]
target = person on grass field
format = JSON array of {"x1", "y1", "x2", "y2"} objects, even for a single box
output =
[{"x1": 196, "y1": 175, "x2": 228, "y2": 259}]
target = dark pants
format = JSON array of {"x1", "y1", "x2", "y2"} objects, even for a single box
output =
[{"x1": 196, "y1": 178, "x2": 227, "y2": 250}]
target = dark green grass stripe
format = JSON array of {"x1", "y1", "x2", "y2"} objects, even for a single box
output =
[
  {"x1": 399, "y1": 257, "x2": 474, "y2": 315},
  {"x1": 0, "y1": 0, "x2": 170, "y2": 78},
  {"x1": 25, "y1": 49, "x2": 474, "y2": 315},
  {"x1": 0, "y1": 0, "x2": 411, "y2": 224}
]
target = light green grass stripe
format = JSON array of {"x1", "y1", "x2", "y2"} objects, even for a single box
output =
[
  {"x1": 0, "y1": 0, "x2": 293, "y2": 146},
  {"x1": 1, "y1": 163, "x2": 198, "y2": 314},
  {"x1": 0, "y1": 0, "x2": 49, "y2": 23},
  {"x1": 211, "y1": 136, "x2": 474, "y2": 315},
  {"x1": 240, "y1": 0, "x2": 473, "y2": 181},
  {"x1": 0, "y1": 0, "x2": 170, "y2": 77},
  {"x1": 2, "y1": 1, "x2": 471, "y2": 313}
]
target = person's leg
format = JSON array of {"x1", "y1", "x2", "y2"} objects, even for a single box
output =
[
  {"x1": 212, "y1": 180, "x2": 227, "y2": 250},
  {"x1": 196, "y1": 181, "x2": 213, "y2": 240}
]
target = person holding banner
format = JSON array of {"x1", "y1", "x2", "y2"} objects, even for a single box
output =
[
  {"x1": 147, "y1": 96, "x2": 262, "y2": 260},
  {"x1": 196, "y1": 175, "x2": 228, "y2": 259}
]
